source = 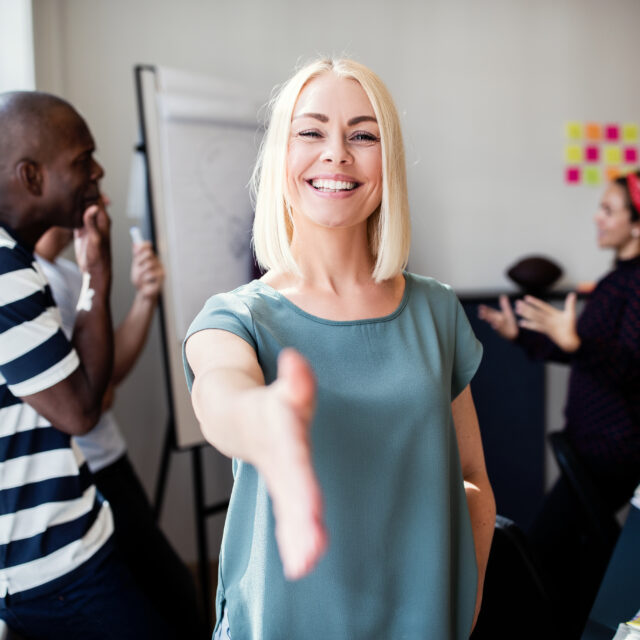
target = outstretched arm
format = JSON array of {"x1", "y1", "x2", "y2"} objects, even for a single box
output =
[
  {"x1": 185, "y1": 329, "x2": 328, "y2": 579},
  {"x1": 452, "y1": 385, "x2": 496, "y2": 632}
]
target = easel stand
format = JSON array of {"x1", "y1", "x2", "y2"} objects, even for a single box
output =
[
  {"x1": 153, "y1": 423, "x2": 228, "y2": 631},
  {"x1": 134, "y1": 64, "x2": 228, "y2": 632}
]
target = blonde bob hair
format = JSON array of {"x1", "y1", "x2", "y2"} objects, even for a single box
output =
[{"x1": 251, "y1": 58, "x2": 411, "y2": 282}]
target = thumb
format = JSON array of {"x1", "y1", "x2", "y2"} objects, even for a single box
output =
[
  {"x1": 565, "y1": 292, "x2": 577, "y2": 315},
  {"x1": 277, "y1": 348, "x2": 316, "y2": 414},
  {"x1": 82, "y1": 204, "x2": 100, "y2": 231}
]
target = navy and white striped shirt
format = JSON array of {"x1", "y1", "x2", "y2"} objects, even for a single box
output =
[{"x1": 0, "y1": 225, "x2": 113, "y2": 601}]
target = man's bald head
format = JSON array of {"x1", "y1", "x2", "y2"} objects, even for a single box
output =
[
  {"x1": 0, "y1": 91, "x2": 90, "y2": 174},
  {"x1": 0, "y1": 91, "x2": 103, "y2": 247}
]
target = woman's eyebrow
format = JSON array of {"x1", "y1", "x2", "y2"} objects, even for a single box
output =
[
  {"x1": 291, "y1": 113, "x2": 378, "y2": 125},
  {"x1": 292, "y1": 112, "x2": 329, "y2": 122}
]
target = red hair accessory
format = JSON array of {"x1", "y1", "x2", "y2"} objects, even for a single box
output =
[{"x1": 628, "y1": 172, "x2": 640, "y2": 215}]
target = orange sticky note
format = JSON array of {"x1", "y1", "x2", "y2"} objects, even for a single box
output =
[
  {"x1": 605, "y1": 166, "x2": 620, "y2": 181},
  {"x1": 585, "y1": 122, "x2": 602, "y2": 141}
]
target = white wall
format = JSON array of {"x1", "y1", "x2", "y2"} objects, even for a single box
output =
[
  {"x1": 31, "y1": 0, "x2": 640, "y2": 562},
  {"x1": 0, "y1": 0, "x2": 34, "y2": 91}
]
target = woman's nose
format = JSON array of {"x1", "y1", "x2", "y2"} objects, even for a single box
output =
[{"x1": 321, "y1": 136, "x2": 352, "y2": 164}]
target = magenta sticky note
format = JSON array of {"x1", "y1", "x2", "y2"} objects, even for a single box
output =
[
  {"x1": 585, "y1": 146, "x2": 600, "y2": 162},
  {"x1": 605, "y1": 124, "x2": 620, "y2": 141},
  {"x1": 624, "y1": 147, "x2": 638, "y2": 163},
  {"x1": 566, "y1": 167, "x2": 581, "y2": 184}
]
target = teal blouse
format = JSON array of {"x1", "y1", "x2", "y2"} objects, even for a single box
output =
[{"x1": 184, "y1": 272, "x2": 483, "y2": 640}]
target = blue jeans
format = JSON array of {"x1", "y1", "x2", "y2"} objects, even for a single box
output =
[{"x1": 0, "y1": 550, "x2": 180, "y2": 640}]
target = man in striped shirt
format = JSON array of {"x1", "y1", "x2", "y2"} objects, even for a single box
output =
[{"x1": 0, "y1": 92, "x2": 179, "y2": 639}]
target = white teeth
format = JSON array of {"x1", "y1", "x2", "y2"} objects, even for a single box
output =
[{"x1": 310, "y1": 179, "x2": 357, "y2": 191}]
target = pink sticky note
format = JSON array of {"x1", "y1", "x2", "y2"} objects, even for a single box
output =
[
  {"x1": 624, "y1": 147, "x2": 638, "y2": 163},
  {"x1": 605, "y1": 124, "x2": 620, "y2": 141},
  {"x1": 566, "y1": 167, "x2": 581, "y2": 184},
  {"x1": 585, "y1": 146, "x2": 600, "y2": 162}
]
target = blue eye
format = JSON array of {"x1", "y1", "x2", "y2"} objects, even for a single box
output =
[{"x1": 351, "y1": 132, "x2": 379, "y2": 143}]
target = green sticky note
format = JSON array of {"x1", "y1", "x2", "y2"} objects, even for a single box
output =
[
  {"x1": 604, "y1": 146, "x2": 622, "y2": 164},
  {"x1": 584, "y1": 166, "x2": 601, "y2": 186},
  {"x1": 565, "y1": 145, "x2": 582, "y2": 163},
  {"x1": 565, "y1": 122, "x2": 583, "y2": 140},
  {"x1": 622, "y1": 123, "x2": 639, "y2": 142}
]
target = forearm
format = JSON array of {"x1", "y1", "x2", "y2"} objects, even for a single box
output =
[
  {"x1": 113, "y1": 292, "x2": 157, "y2": 385},
  {"x1": 465, "y1": 469, "x2": 496, "y2": 630},
  {"x1": 192, "y1": 367, "x2": 271, "y2": 466},
  {"x1": 67, "y1": 290, "x2": 114, "y2": 432}
]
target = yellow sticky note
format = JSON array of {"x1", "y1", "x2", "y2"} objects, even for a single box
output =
[
  {"x1": 604, "y1": 146, "x2": 622, "y2": 164},
  {"x1": 565, "y1": 145, "x2": 582, "y2": 163},
  {"x1": 584, "y1": 167, "x2": 601, "y2": 186},
  {"x1": 622, "y1": 123, "x2": 639, "y2": 142},
  {"x1": 565, "y1": 122, "x2": 583, "y2": 140}
]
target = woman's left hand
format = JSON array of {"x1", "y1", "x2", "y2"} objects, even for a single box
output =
[{"x1": 515, "y1": 292, "x2": 581, "y2": 352}]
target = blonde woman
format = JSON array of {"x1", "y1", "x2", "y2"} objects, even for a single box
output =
[{"x1": 184, "y1": 58, "x2": 495, "y2": 640}]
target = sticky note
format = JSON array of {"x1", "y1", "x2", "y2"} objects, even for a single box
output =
[
  {"x1": 565, "y1": 122, "x2": 582, "y2": 140},
  {"x1": 604, "y1": 146, "x2": 622, "y2": 164},
  {"x1": 584, "y1": 166, "x2": 601, "y2": 186},
  {"x1": 605, "y1": 166, "x2": 620, "y2": 181},
  {"x1": 604, "y1": 124, "x2": 620, "y2": 141},
  {"x1": 565, "y1": 167, "x2": 581, "y2": 184},
  {"x1": 585, "y1": 146, "x2": 600, "y2": 162},
  {"x1": 585, "y1": 123, "x2": 602, "y2": 140},
  {"x1": 623, "y1": 147, "x2": 638, "y2": 164},
  {"x1": 565, "y1": 145, "x2": 582, "y2": 163},
  {"x1": 622, "y1": 123, "x2": 639, "y2": 142}
]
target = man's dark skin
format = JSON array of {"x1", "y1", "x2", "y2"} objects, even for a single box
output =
[{"x1": 0, "y1": 91, "x2": 113, "y2": 435}]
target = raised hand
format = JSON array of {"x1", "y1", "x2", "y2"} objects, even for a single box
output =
[
  {"x1": 73, "y1": 199, "x2": 111, "y2": 284},
  {"x1": 259, "y1": 348, "x2": 328, "y2": 580},
  {"x1": 130, "y1": 241, "x2": 164, "y2": 300},
  {"x1": 515, "y1": 292, "x2": 581, "y2": 352},
  {"x1": 478, "y1": 294, "x2": 519, "y2": 340}
]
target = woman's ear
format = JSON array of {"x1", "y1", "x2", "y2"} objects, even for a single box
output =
[{"x1": 16, "y1": 160, "x2": 43, "y2": 196}]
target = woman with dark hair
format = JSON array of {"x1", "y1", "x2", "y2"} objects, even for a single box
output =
[{"x1": 478, "y1": 170, "x2": 640, "y2": 632}]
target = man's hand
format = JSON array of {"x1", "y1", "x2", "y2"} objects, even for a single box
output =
[
  {"x1": 73, "y1": 199, "x2": 111, "y2": 282},
  {"x1": 515, "y1": 293, "x2": 581, "y2": 352}
]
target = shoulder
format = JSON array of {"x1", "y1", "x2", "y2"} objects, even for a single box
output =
[{"x1": 405, "y1": 272, "x2": 459, "y2": 308}]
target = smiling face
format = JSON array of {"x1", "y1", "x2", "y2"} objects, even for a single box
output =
[
  {"x1": 594, "y1": 183, "x2": 640, "y2": 258},
  {"x1": 285, "y1": 72, "x2": 383, "y2": 233},
  {"x1": 43, "y1": 107, "x2": 104, "y2": 229}
]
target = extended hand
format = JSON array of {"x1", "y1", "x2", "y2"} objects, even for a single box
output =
[
  {"x1": 515, "y1": 293, "x2": 581, "y2": 352},
  {"x1": 260, "y1": 348, "x2": 328, "y2": 580},
  {"x1": 478, "y1": 294, "x2": 519, "y2": 340}
]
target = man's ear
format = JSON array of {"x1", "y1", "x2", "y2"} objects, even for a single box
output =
[{"x1": 16, "y1": 160, "x2": 44, "y2": 196}]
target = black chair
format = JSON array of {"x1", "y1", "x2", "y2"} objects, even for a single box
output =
[
  {"x1": 471, "y1": 515, "x2": 558, "y2": 640},
  {"x1": 548, "y1": 431, "x2": 620, "y2": 551}
]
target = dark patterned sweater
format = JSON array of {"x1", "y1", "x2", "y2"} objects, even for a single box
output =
[{"x1": 516, "y1": 255, "x2": 640, "y2": 486}]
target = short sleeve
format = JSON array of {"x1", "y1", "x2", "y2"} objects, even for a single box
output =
[
  {"x1": 451, "y1": 296, "x2": 483, "y2": 399},
  {"x1": 182, "y1": 291, "x2": 257, "y2": 392},
  {"x1": 0, "y1": 250, "x2": 79, "y2": 396}
]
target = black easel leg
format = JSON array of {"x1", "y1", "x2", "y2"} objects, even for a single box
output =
[
  {"x1": 153, "y1": 419, "x2": 174, "y2": 522},
  {"x1": 192, "y1": 446, "x2": 213, "y2": 631}
]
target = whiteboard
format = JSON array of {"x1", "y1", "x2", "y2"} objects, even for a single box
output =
[{"x1": 137, "y1": 65, "x2": 263, "y2": 448}]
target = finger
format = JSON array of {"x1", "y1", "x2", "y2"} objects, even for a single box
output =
[
  {"x1": 82, "y1": 204, "x2": 100, "y2": 230},
  {"x1": 522, "y1": 295, "x2": 555, "y2": 313},
  {"x1": 518, "y1": 319, "x2": 542, "y2": 332},
  {"x1": 498, "y1": 294, "x2": 515, "y2": 319},
  {"x1": 565, "y1": 292, "x2": 577, "y2": 314},
  {"x1": 277, "y1": 349, "x2": 316, "y2": 414}
]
